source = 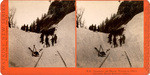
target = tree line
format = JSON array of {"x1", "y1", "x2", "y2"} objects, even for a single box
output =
[
  {"x1": 88, "y1": 13, "x2": 116, "y2": 32},
  {"x1": 21, "y1": 13, "x2": 47, "y2": 33}
]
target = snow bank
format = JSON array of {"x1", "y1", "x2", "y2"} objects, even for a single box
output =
[
  {"x1": 123, "y1": 12, "x2": 143, "y2": 67},
  {"x1": 9, "y1": 28, "x2": 42, "y2": 67},
  {"x1": 77, "y1": 28, "x2": 110, "y2": 67}
]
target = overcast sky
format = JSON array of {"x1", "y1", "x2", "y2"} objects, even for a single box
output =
[
  {"x1": 77, "y1": 1, "x2": 120, "y2": 27},
  {"x1": 9, "y1": 1, "x2": 50, "y2": 28}
]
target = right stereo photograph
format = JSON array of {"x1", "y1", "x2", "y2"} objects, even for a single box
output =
[{"x1": 76, "y1": 1, "x2": 143, "y2": 68}]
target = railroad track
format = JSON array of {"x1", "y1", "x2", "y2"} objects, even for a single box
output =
[
  {"x1": 34, "y1": 52, "x2": 44, "y2": 67},
  {"x1": 98, "y1": 50, "x2": 132, "y2": 68},
  {"x1": 33, "y1": 50, "x2": 67, "y2": 67},
  {"x1": 57, "y1": 51, "x2": 67, "y2": 67},
  {"x1": 124, "y1": 51, "x2": 132, "y2": 67},
  {"x1": 99, "y1": 52, "x2": 110, "y2": 68}
]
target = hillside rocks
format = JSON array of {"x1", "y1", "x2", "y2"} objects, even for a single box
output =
[
  {"x1": 40, "y1": 1, "x2": 75, "y2": 32},
  {"x1": 101, "y1": 1, "x2": 143, "y2": 33}
]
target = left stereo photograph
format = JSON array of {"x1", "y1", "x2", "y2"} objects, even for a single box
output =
[{"x1": 9, "y1": 1, "x2": 75, "y2": 67}]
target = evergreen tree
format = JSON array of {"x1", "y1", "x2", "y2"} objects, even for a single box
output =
[
  {"x1": 26, "y1": 25, "x2": 28, "y2": 32},
  {"x1": 36, "y1": 17, "x2": 40, "y2": 33}
]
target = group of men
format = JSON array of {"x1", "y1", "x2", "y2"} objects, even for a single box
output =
[
  {"x1": 108, "y1": 33, "x2": 126, "y2": 48},
  {"x1": 40, "y1": 33, "x2": 57, "y2": 47}
]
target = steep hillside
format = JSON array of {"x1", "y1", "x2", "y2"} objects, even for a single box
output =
[
  {"x1": 40, "y1": 1, "x2": 75, "y2": 32},
  {"x1": 9, "y1": 28, "x2": 41, "y2": 67},
  {"x1": 123, "y1": 12, "x2": 143, "y2": 67},
  {"x1": 99, "y1": 1, "x2": 143, "y2": 33},
  {"x1": 28, "y1": 1, "x2": 75, "y2": 34},
  {"x1": 77, "y1": 28, "x2": 110, "y2": 67}
]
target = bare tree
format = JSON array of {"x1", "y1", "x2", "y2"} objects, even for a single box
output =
[
  {"x1": 81, "y1": 19, "x2": 85, "y2": 28},
  {"x1": 9, "y1": 7, "x2": 16, "y2": 28},
  {"x1": 77, "y1": 8, "x2": 85, "y2": 28}
]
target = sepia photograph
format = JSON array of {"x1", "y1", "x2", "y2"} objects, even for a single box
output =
[
  {"x1": 9, "y1": 1, "x2": 75, "y2": 67},
  {"x1": 77, "y1": 1, "x2": 143, "y2": 68}
]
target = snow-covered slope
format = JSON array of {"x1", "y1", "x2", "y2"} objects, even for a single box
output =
[
  {"x1": 123, "y1": 12, "x2": 143, "y2": 67},
  {"x1": 77, "y1": 29, "x2": 110, "y2": 67},
  {"x1": 9, "y1": 28, "x2": 42, "y2": 67},
  {"x1": 56, "y1": 12, "x2": 75, "y2": 67},
  {"x1": 9, "y1": 12, "x2": 75, "y2": 67},
  {"x1": 77, "y1": 12, "x2": 143, "y2": 68}
]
